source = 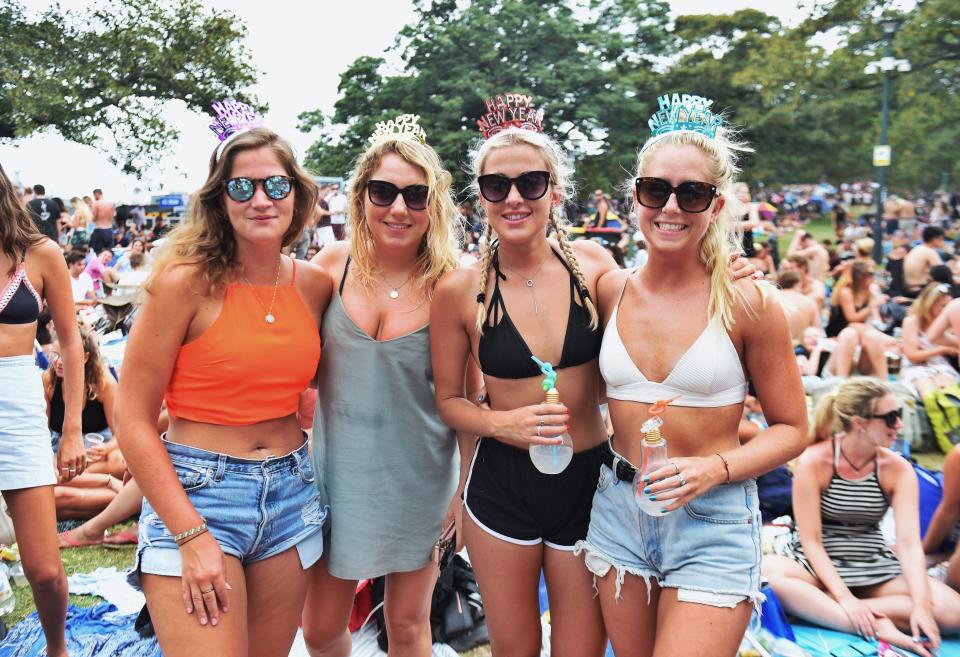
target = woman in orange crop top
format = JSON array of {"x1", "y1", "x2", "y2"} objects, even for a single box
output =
[{"x1": 116, "y1": 112, "x2": 333, "y2": 657}]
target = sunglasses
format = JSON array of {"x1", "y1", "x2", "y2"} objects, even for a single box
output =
[
  {"x1": 635, "y1": 177, "x2": 718, "y2": 213},
  {"x1": 866, "y1": 408, "x2": 902, "y2": 429},
  {"x1": 224, "y1": 176, "x2": 294, "y2": 203},
  {"x1": 477, "y1": 171, "x2": 551, "y2": 203},
  {"x1": 366, "y1": 180, "x2": 430, "y2": 211}
]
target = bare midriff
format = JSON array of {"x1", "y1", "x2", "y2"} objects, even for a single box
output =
[{"x1": 166, "y1": 413, "x2": 304, "y2": 460}]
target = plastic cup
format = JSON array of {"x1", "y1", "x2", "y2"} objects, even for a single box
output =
[{"x1": 83, "y1": 433, "x2": 105, "y2": 449}]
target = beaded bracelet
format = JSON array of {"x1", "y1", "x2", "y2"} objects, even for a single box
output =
[
  {"x1": 174, "y1": 519, "x2": 207, "y2": 545},
  {"x1": 714, "y1": 453, "x2": 731, "y2": 484}
]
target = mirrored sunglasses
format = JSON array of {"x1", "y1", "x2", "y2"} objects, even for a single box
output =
[
  {"x1": 225, "y1": 176, "x2": 294, "y2": 202},
  {"x1": 635, "y1": 177, "x2": 718, "y2": 213},
  {"x1": 477, "y1": 171, "x2": 551, "y2": 203}
]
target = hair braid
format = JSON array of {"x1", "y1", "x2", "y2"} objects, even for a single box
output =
[
  {"x1": 550, "y1": 210, "x2": 599, "y2": 329},
  {"x1": 474, "y1": 222, "x2": 494, "y2": 333}
]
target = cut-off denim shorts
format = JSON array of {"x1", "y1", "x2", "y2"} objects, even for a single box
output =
[
  {"x1": 575, "y1": 442, "x2": 764, "y2": 610},
  {"x1": 128, "y1": 435, "x2": 327, "y2": 589}
]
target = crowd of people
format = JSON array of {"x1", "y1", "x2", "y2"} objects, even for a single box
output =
[{"x1": 3, "y1": 90, "x2": 960, "y2": 657}]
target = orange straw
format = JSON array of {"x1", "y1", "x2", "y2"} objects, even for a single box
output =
[{"x1": 648, "y1": 396, "x2": 681, "y2": 417}]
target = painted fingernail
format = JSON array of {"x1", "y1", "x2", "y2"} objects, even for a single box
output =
[
  {"x1": 642, "y1": 487, "x2": 651, "y2": 494},
  {"x1": 200, "y1": 617, "x2": 207, "y2": 625},
  {"x1": 211, "y1": 618, "x2": 218, "y2": 626},
  {"x1": 648, "y1": 495, "x2": 657, "y2": 501},
  {"x1": 660, "y1": 508, "x2": 669, "y2": 514},
  {"x1": 642, "y1": 476, "x2": 650, "y2": 484}
]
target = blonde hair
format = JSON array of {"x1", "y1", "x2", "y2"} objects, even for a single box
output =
[
  {"x1": 911, "y1": 282, "x2": 951, "y2": 331},
  {"x1": 467, "y1": 127, "x2": 598, "y2": 333},
  {"x1": 855, "y1": 238, "x2": 875, "y2": 258},
  {"x1": 830, "y1": 261, "x2": 872, "y2": 308},
  {"x1": 633, "y1": 129, "x2": 755, "y2": 330},
  {"x1": 812, "y1": 377, "x2": 889, "y2": 441},
  {"x1": 346, "y1": 134, "x2": 461, "y2": 297},
  {"x1": 147, "y1": 128, "x2": 317, "y2": 295}
]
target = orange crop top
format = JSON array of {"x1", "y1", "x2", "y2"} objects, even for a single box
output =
[{"x1": 165, "y1": 262, "x2": 321, "y2": 425}]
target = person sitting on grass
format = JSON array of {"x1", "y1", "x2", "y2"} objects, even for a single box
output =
[{"x1": 764, "y1": 377, "x2": 960, "y2": 657}]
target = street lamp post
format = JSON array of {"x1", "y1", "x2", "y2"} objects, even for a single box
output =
[{"x1": 864, "y1": 17, "x2": 910, "y2": 263}]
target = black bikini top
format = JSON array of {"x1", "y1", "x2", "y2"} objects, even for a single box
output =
[
  {"x1": 0, "y1": 260, "x2": 42, "y2": 325},
  {"x1": 478, "y1": 247, "x2": 601, "y2": 379}
]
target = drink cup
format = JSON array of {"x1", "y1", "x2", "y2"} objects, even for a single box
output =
[{"x1": 83, "y1": 433, "x2": 105, "y2": 449}]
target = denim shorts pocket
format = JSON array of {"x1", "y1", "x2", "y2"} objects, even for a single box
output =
[
  {"x1": 683, "y1": 482, "x2": 753, "y2": 525},
  {"x1": 295, "y1": 459, "x2": 316, "y2": 485},
  {"x1": 171, "y1": 460, "x2": 212, "y2": 493},
  {"x1": 597, "y1": 464, "x2": 613, "y2": 493}
]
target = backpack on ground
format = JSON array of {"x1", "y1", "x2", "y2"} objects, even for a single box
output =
[
  {"x1": 922, "y1": 383, "x2": 960, "y2": 453},
  {"x1": 887, "y1": 381, "x2": 934, "y2": 453}
]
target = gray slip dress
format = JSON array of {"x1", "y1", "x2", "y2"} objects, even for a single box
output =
[{"x1": 312, "y1": 258, "x2": 458, "y2": 580}]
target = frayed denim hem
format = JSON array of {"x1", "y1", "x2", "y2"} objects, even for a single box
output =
[{"x1": 574, "y1": 539, "x2": 659, "y2": 604}]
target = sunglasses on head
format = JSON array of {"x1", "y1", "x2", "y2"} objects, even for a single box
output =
[
  {"x1": 866, "y1": 408, "x2": 902, "y2": 428},
  {"x1": 477, "y1": 171, "x2": 551, "y2": 203},
  {"x1": 366, "y1": 180, "x2": 430, "y2": 211},
  {"x1": 635, "y1": 177, "x2": 718, "y2": 214},
  {"x1": 225, "y1": 176, "x2": 294, "y2": 203}
]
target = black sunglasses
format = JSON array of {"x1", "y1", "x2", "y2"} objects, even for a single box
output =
[
  {"x1": 477, "y1": 171, "x2": 551, "y2": 203},
  {"x1": 366, "y1": 180, "x2": 430, "y2": 211},
  {"x1": 866, "y1": 408, "x2": 902, "y2": 429},
  {"x1": 635, "y1": 177, "x2": 718, "y2": 213},
  {"x1": 224, "y1": 176, "x2": 294, "y2": 203}
]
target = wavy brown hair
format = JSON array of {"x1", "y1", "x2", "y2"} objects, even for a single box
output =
[
  {"x1": 0, "y1": 163, "x2": 45, "y2": 276},
  {"x1": 147, "y1": 128, "x2": 318, "y2": 294}
]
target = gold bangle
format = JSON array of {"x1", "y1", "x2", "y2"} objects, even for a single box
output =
[
  {"x1": 173, "y1": 519, "x2": 207, "y2": 545},
  {"x1": 715, "y1": 453, "x2": 731, "y2": 484}
]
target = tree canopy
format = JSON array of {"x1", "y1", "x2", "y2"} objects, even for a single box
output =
[
  {"x1": 0, "y1": 0, "x2": 259, "y2": 174},
  {"x1": 301, "y1": 0, "x2": 959, "y2": 194}
]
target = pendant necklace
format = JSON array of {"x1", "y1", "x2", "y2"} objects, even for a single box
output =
[
  {"x1": 382, "y1": 269, "x2": 416, "y2": 300},
  {"x1": 500, "y1": 251, "x2": 550, "y2": 315},
  {"x1": 241, "y1": 257, "x2": 283, "y2": 324}
]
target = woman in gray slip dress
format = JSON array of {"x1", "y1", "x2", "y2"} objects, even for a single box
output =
[{"x1": 302, "y1": 116, "x2": 470, "y2": 657}]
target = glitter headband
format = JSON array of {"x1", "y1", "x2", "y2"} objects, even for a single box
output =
[
  {"x1": 640, "y1": 92, "x2": 722, "y2": 153},
  {"x1": 208, "y1": 99, "x2": 263, "y2": 161},
  {"x1": 476, "y1": 93, "x2": 544, "y2": 139},
  {"x1": 368, "y1": 114, "x2": 427, "y2": 145}
]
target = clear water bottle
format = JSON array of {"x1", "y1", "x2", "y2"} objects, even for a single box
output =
[
  {"x1": 635, "y1": 416, "x2": 673, "y2": 515},
  {"x1": 8, "y1": 561, "x2": 25, "y2": 588},
  {"x1": 529, "y1": 386, "x2": 574, "y2": 474},
  {"x1": 0, "y1": 570, "x2": 14, "y2": 616}
]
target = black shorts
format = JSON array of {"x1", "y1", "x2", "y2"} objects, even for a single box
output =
[
  {"x1": 464, "y1": 437, "x2": 603, "y2": 550},
  {"x1": 89, "y1": 227, "x2": 114, "y2": 253}
]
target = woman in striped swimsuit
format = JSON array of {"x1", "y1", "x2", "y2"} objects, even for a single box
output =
[{"x1": 764, "y1": 377, "x2": 960, "y2": 657}]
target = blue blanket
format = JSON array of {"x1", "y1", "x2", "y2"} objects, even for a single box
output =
[
  {"x1": 0, "y1": 603, "x2": 159, "y2": 657},
  {"x1": 792, "y1": 622, "x2": 960, "y2": 657}
]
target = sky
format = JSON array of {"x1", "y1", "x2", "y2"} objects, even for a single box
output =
[{"x1": 2, "y1": 0, "x2": 818, "y2": 203}]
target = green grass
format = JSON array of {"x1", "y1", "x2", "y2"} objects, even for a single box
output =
[{"x1": 9, "y1": 525, "x2": 136, "y2": 626}]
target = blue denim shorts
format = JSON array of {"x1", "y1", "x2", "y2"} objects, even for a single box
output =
[
  {"x1": 575, "y1": 443, "x2": 763, "y2": 609},
  {"x1": 128, "y1": 436, "x2": 327, "y2": 589}
]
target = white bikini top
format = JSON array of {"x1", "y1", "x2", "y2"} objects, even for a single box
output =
[{"x1": 600, "y1": 282, "x2": 747, "y2": 408}]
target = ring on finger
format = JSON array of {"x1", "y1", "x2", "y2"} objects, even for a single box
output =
[
  {"x1": 536, "y1": 425, "x2": 541, "y2": 437},
  {"x1": 671, "y1": 461, "x2": 680, "y2": 476},
  {"x1": 538, "y1": 419, "x2": 545, "y2": 427},
  {"x1": 678, "y1": 473, "x2": 687, "y2": 487},
  {"x1": 201, "y1": 588, "x2": 215, "y2": 594}
]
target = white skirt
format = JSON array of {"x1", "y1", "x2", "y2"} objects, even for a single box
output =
[{"x1": 0, "y1": 355, "x2": 56, "y2": 490}]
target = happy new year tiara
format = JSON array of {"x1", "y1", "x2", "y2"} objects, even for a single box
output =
[
  {"x1": 368, "y1": 114, "x2": 427, "y2": 145},
  {"x1": 208, "y1": 99, "x2": 263, "y2": 160},
  {"x1": 476, "y1": 93, "x2": 544, "y2": 139},
  {"x1": 641, "y1": 92, "x2": 723, "y2": 152}
]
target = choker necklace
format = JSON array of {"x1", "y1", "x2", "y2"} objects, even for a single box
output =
[
  {"x1": 499, "y1": 250, "x2": 550, "y2": 315},
  {"x1": 382, "y1": 269, "x2": 416, "y2": 300},
  {"x1": 241, "y1": 257, "x2": 283, "y2": 324}
]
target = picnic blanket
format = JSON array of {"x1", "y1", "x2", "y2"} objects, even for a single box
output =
[{"x1": 792, "y1": 623, "x2": 960, "y2": 657}]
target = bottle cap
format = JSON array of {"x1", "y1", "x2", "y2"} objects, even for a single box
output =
[
  {"x1": 640, "y1": 416, "x2": 663, "y2": 444},
  {"x1": 545, "y1": 387, "x2": 560, "y2": 404}
]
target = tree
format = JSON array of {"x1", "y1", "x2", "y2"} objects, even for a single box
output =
[
  {"x1": 0, "y1": 0, "x2": 259, "y2": 174},
  {"x1": 299, "y1": 0, "x2": 673, "y2": 195}
]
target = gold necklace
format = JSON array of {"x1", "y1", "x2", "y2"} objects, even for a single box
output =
[
  {"x1": 241, "y1": 257, "x2": 283, "y2": 324},
  {"x1": 381, "y1": 269, "x2": 416, "y2": 300},
  {"x1": 499, "y1": 250, "x2": 550, "y2": 315}
]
